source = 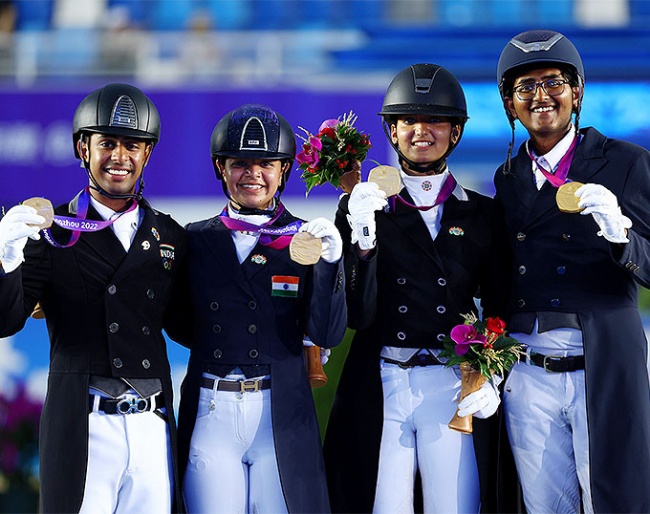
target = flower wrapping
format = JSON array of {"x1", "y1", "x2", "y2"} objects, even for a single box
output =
[
  {"x1": 296, "y1": 111, "x2": 371, "y2": 196},
  {"x1": 440, "y1": 312, "x2": 525, "y2": 433}
]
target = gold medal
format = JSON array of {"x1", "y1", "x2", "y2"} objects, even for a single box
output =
[
  {"x1": 368, "y1": 165, "x2": 402, "y2": 197},
  {"x1": 23, "y1": 197, "x2": 54, "y2": 229},
  {"x1": 556, "y1": 182, "x2": 584, "y2": 213},
  {"x1": 289, "y1": 232, "x2": 322, "y2": 265}
]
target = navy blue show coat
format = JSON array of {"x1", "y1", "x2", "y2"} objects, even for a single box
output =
[
  {"x1": 494, "y1": 126, "x2": 650, "y2": 513},
  {"x1": 176, "y1": 205, "x2": 347, "y2": 514}
]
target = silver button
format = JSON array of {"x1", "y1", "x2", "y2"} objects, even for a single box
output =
[
  {"x1": 109, "y1": 322, "x2": 119, "y2": 333},
  {"x1": 142, "y1": 359, "x2": 151, "y2": 369},
  {"x1": 147, "y1": 289, "x2": 155, "y2": 299},
  {"x1": 249, "y1": 349, "x2": 259, "y2": 358},
  {"x1": 212, "y1": 325, "x2": 222, "y2": 334},
  {"x1": 248, "y1": 301, "x2": 257, "y2": 310},
  {"x1": 107, "y1": 285, "x2": 117, "y2": 295},
  {"x1": 397, "y1": 332, "x2": 406, "y2": 341},
  {"x1": 213, "y1": 349, "x2": 223, "y2": 359},
  {"x1": 398, "y1": 306, "x2": 408, "y2": 314},
  {"x1": 518, "y1": 265, "x2": 526, "y2": 275},
  {"x1": 437, "y1": 278, "x2": 447, "y2": 287},
  {"x1": 516, "y1": 232, "x2": 526, "y2": 242},
  {"x1": 141, "y1": 326, "x2": 150, "y2": 335},
  {"x1": 113, "y1": 358, "x2": 123, "y2": 368},
  {"x1": 397, "y1": 278, "x2": 406, "y2": 285},
  {"x1": 210, "y1": 302, "x2": 219, "y2": 311},
  {"x1": 437, "y1": 333, "x2": 446, "y2": 341},
  {"x1": 436, "y1": 305, "x2": 446, "y2": 314},
  {"x1": 248, "y1": 324, "x2": 257, "y2": 334}
]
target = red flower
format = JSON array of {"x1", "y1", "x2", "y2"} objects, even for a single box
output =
[{"x1": 486, "y1": 317, "x2": 506, "y2": 335}]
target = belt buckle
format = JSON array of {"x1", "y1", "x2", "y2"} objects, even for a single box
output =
[
  {"x1": 116, "y1": 397, "x2": 149, "y2": 414},
  {"x1": 542, "y1": 354, "x2": 562, "y2": 373},
  {"x1": 240, "y1": 380, "x2": 260, "y2": 393}
]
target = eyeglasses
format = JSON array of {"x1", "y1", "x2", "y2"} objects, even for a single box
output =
[{"x1": 513, "y1": 78, "x2": 569, "y2": 100}]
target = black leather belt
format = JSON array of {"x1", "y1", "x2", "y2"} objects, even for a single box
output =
[
  {"x1": 201, "y1": 376, "x2": 271, "y2": 393},
  {"x1": 529, "y1": 352, "x2": 585, "y2": 372},
  {"x1": 383, "y1": 353, "x2": 442, "y2": 369},
  {"x1": 90, "y1": 392, "x2": 163, "y2": 415}
]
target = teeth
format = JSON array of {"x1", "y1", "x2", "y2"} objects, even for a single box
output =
[
  {"x1": 107, "y1": 169, "x2": 129, "y2": 176},
  {"x1": 413, "y1": 141, "x2": 432, "y2": 147},
  {"x1": 532, "y1": 106, "x2": 554, "y2": 113},
  {"x1": 241, "y1": 184, "x2": 262, "y2": 190}
]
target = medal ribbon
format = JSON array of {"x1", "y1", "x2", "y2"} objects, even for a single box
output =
[
  {"x1": 389, "y1": 173, "x2": 457, "y2": 212},
  {"x1": 528, "y1": 135, "x2": 580, "y2": 188},
  {"x1": 218, "y1": 202, "x2": 303, "y2": 250},
  {"x1": 42, "y1": 187, "x2": 138, "y2": 249}
]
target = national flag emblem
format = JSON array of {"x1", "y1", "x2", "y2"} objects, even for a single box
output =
[{"x1": 271, "y1": 275, "x2": 299, "y2": 297}]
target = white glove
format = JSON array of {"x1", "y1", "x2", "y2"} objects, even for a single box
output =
[
  {"x1": 0, "y1": 205, "x2": 44, "y2": 273},
  {"x1": 457, "y1": 375, "x2": 502, "y2": 419},
  {"x1": 575, "y1": 183, "x2": 632, "y2": 243},
  {"x1": 300, "y1": 217, "x2": 343, "y2": 263},
  {"x1": 302, "y1": 336, "x2": 331, "y2": 365},
  {"x1": 346, "y1": 182, "x2": 388, "y2": 250}
]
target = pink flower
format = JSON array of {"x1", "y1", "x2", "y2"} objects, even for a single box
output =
[
  {"x1": 319, "y1": 119, "x2": 339, "y2": 132},
  {"x1": 296, "y1": 137, "x2": 322, "y2": 168},
  {"x1": 450, "y1": 324, "x2": 487, "y2": 356}
]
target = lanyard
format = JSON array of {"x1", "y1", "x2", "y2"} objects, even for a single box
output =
[
  {"x1": 218, "y1": 202, "x2": 303, "y2": 250},
  {"x1": 389, "y1": 173, "x2": 457, "y2": 212},
  {"x1": 528, "y1": 135, "x2": 580, "y2": 188},
  {"x1": 42, "y1": 187, "x2": 138, "y2": 249}
]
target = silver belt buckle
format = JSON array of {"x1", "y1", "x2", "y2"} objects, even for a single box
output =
[
  {"x1": 542, "y1": 354, "x2": 562, "y2": 373},
  {"x1": 116, "y1": 397, "x2": 149, "y2": 414}
]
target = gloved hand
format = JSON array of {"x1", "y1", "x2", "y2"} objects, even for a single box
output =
[
  {"x1": 0, "y1": 205, "x2": 44, "y2": 273},
  {"x1": 457, "y1": 375, "x2": 502, "y2": 419},
  {"x1": 302, "y1": 336, "x2": 332, "y2": 365},
  {"x1": 575, "y1": 183, "x2": 632, "y2": 243},
  {"x1": 346, "y1": 182, "x2": 388, "y2": 250},
  {"x1": 300, "y1": 217, "x2": 343, "y2": 263}
]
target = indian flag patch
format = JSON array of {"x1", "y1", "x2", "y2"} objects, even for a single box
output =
[{"x1": 271, "y1": 275, "x2": 299, "y2": 297}]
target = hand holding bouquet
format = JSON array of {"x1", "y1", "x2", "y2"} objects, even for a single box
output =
[{"x1": 296, "y1": 111, "x2": 371, "y2": 196}]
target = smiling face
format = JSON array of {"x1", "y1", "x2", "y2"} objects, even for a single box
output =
[
  {"x1": 79, "y1": 133, "x2": 152, "y2": 210},
  {"x1": 218, "y1": 157, "x2": 286, "y2": 210},
  {"x1": 505, "y1": 67, "x2": 581, "y2": 154},
  {"x1": 390, "y1": 114, "x2": 459, "y2": 175}
]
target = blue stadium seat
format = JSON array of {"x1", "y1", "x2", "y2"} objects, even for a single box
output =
[{"x1": 14, "y1": 0, "x2": 53, "y2": 31}]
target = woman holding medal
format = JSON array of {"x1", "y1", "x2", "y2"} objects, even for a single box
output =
[
  {"x1": 176, "y1": 103, "x2": 346, "y2": 514},
  {"x1": 494, "y1": 29, "x2": 650, "y2": 513},
  {"x1": 323, "y1": 64, "x2": 509, "y2": 513},
  {"x1": 0, "y1": 83, "x2": 188, "y2": 513}
]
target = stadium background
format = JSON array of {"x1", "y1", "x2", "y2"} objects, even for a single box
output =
[{"x1": 0, "y1": 0, "x2": 649, "y2": 509}]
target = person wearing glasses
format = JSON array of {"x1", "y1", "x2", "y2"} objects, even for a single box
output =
[{"x1": 495, "y1": 29, "x2": 650, "y2": 513}]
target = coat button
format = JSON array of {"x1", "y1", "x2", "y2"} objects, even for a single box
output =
[
  {"x1": 210, "y1": 302, "x2": 219, "y2": 311},
  {"x1": 551, "y1": 298, "x2": 560, "y2": 308},
  {"x1": 141, "y1": 326, "x2": 150, "y2": 335},
  {"x1": 398, "y1": 305, "x2": 408, "y2": 313},
  {"x1": 248, "y1": 301, "x2": 257, "y2": 310},
  {"x1": 557, "y1": 265, "x2": 566, "y2": 275},
  {"x1": 562, "y1": 233, "x2": 571, "y2": 242},
  {"x1": 397, "y1": 278, "x2": 406, "y2": 285},
  {"x1": 436, "y1": 305, "x2": 446, "y2": 314},
  {"x1": 113, "y1": 358, "x2": 123, "y2": 369},
  {"x1": 516, "y1": 232, "x2": 526, "y2": 242},
  {"x1": 213, "y1": 349, "x2": 223, "y2": 359},
  {"x1": 142, "y1": 359, "x2": 151, "y2": 369},
  {"x1": 248, "y1": 324, "x2": 257, "y2": 334},
  {"x1": 249, "y1": 349, "x2": 259, "y2": 358},
  {"x1": 437, "y1": 333, "x2": 446, "y2": 341},
  {"x1": 147, "y1": 289, "x2": 155, "y2": 299},
  {"x1": 109, "y1": 322, "x2": 119, "y2": 333},
  {"x1": 518, "y1": 265, "x2": 526, "y2": 275},
  {"x1": 397, "y1": 332, "x2": 406, "y2": 341},
  {"x1": 212, "y1": 324, "x2": 222, "y2": 334},
  {"x1": 517, "y1": 299, "x2": 526, "y2": 308},
  {"x1": 437, "y1": 278, "x2": 447, "y2": 286},
  {"x1": 107, "y1": 285, "x2": 117, "y2": 295}
]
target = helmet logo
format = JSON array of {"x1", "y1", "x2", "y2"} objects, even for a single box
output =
[
  {"x1": 510, "y1": 32, "x2": 563, "y2": 54},
  {"x1": 240, "y1": 117, "x2": 268, "y2": 152},
  {"x1": 110, "y1": 95, "x2": 138, "y2": 129}
]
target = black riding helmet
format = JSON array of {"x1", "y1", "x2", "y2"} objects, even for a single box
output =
[
  {"x1": 378, "y1": 63, "x2": 469, "y2": 174},
  {"x1": 210, "y1": 104, "x2": 296, "y2": 196},
  {"x1": 72, "y1": 83, "x2": 161, "y2": 200},
  {"x1": 496, "y1": 30, "x2": 584, "y2": 174}
]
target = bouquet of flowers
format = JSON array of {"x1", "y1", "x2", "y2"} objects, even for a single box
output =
[
  {"x1": 440, "y1": 312, "x2": 525, "y2": 433},
  {"x1": 296, "y1": 111, "x2": 371, "y2": 196}
]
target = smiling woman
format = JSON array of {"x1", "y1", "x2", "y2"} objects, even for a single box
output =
[{"x1": 219, "y1": 158, "x2": 285, "y2": 211}]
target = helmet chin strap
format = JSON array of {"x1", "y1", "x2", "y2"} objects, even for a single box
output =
[
  {"x1": 83, "y1": 162, "x2": 144, "y2": 202},
  {"x1": 382, "y1": 121, "x2": 457, "y2": 175}
]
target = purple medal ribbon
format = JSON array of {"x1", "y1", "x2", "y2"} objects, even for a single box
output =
[
  {"x1": 42, "y1": 187, "x2": 138, "y2": 249},
  {"x1": 528, "y1": 135, "x2": 580, "y2": 188},
  {"x1": 389, "y1": 173, "x2": 457, "y2": 212},
  {"x1": 218, "y1": 202, "x2": 303, "y2": 250}
]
